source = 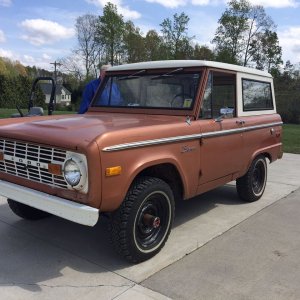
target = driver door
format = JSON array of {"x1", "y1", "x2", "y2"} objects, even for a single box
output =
[{"x1": 197, "y1": 70, "x2": 244, "y2": 190}]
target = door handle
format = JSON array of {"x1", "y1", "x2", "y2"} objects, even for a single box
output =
[{"x1": 236, "y1": 120, "x2": 245, "y2": 125}]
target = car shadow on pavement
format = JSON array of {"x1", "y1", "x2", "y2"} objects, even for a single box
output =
[
  {"x1": 0, "y1": 184, "x2": 247, "y2": 291},
  {"x1": 174, "y1": 183, "x2": 245, "y2": 228}
]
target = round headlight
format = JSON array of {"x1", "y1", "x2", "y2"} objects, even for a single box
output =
[{"x1": 63, "y1": 159, "x2": 81, "y2": 186}]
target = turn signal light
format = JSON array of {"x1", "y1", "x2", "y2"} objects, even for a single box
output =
[
  {"x1": 106, "y1": 166, "x2": 122, "y2": 177},
  {"x1": 48, "y1": 163, "x2": 62, "y2": 175}
]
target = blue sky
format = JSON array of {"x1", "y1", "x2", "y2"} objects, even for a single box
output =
[{"x1": 0, "y1": 0, "x2": 300, "y2": 71}]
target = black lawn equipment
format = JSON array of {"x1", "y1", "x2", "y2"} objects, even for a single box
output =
[{"x1": 12, "y1": 77, "x2": 56, "y2": 118}]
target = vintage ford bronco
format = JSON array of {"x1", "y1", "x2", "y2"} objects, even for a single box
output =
[{"x1": 0, "y1": 61, "x2": 282, "y2": 263}]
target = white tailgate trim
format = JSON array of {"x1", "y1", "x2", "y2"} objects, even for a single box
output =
[{"x1": 0, "y1": 179, "x2": 99, "y2": 226}]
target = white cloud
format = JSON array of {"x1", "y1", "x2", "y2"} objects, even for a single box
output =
[
  {"x1": 86, "y1": 0, "x2": 141, "y2": 19},
  {"x1": 0, "y1": 47, "x2": 65, "y2": 69},
  {"x1": 135, "y1": 23, "x2": 160, "y2": 37},
  {"x1": 23, "y1": 55, "x2": 35, "y2": 64},
  {"x1": 145, "y1": 0, "x2": 188, "y2": 8},
  {"x1": 0, "y1": 30, "x2": 6, "y2": 43},
  {"x1": 0, "y1": 48, "x2": 13, "y2": 59},
  {"x1": 191, "y1": 0, "x2": 212, "y2": 5},
  {"x1": 20, "y1": 19, "x2": 75, "y2": 46},
  {"x1": 0, "y1": 0, "x2": 12, "y2": 7},
  {"x1": 0, "y1": 48, "x2": 34, "y2": 64},
  {"x1": 279, "y1": 26, "x2": 300, "y2": 63},
  {"x1": 188, "y1": 10, "x2": 218, "y2": 47},
  {"x1": 21, "y1": 54, "x2": 56, "y2": 69},
  {"x1": 248, "y1": 0, "x2": 298, "y2": 8},
  {"x1": 42, "y1": 53, "x2": 52, "y2": 60},
  {"x1": 21, "y1": 55, "x2": 48, "y2": 69},
  {"x1": 144, "y1": 0, "x2": 297, "y2": 8}
]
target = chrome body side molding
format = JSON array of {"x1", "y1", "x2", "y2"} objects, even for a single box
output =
[{"x1": 102, "y1": 122, "x2": 283, "y2": 152}]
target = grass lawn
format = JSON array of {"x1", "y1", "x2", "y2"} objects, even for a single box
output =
[
  {"x1": 0, "y1": 108, "x2": 75, "y2": 118},
  {"x1": 283, "y1": 124, "x2": 300, "y2": 154}
]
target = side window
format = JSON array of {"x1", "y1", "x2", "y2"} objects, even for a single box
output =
[
  {"x1": 200, "y1": 71, "x2": 236, "y2": 119},
  {"x1": 242, "y1": 79, "x2": 273, "y2": 111}
]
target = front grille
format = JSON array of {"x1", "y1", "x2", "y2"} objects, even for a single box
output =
[{"x1": 0, "y1": 138, "x2": 68, "y2": 189}]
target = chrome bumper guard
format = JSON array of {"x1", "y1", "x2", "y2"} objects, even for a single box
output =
[{"x1": 0, "y1": 179, "x2": 99, "y2": 226}]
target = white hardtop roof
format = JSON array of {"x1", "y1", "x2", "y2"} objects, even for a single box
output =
[{"x1": 109, "y1": 60, "x2": 272, "y2": 78}]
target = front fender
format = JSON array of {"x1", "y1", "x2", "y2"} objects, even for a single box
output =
[{"x1": 98, "y1": 142, "x2": 200, "y2": 212}]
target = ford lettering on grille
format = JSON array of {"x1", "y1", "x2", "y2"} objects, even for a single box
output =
[{"x1": 4, "y1": 155, "x2": 49, "y2": 169}]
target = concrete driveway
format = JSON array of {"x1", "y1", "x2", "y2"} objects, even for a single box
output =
[{"x1": 0, "y1": 153, "x2": 299, "y2": 299}]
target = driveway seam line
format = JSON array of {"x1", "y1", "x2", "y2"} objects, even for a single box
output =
[{"x1": 141, "y1": 187, "x2": 300, "y2": 283}]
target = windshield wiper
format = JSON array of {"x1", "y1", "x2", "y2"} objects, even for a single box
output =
[
  {"x1": 118, "y1": 69, "x2": 146, "y2": 80},
  {"x1": 151, "y1": 68, "x2": 183, "y2": 80}
]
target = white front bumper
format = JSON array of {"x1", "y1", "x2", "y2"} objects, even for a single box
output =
[{"x1": 0, "y1": 179, "x2": 99, "y2": 226}]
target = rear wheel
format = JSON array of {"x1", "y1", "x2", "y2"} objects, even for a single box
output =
[
  {"x1": 236, "y1": 155, "x2": 267, "y2": 202},
  {"x1": 7, "y1": 199, "x2": 50, "y2": 220},
  {"x1": 109, "y1": 176, "x2": 175, "y2": 263}
]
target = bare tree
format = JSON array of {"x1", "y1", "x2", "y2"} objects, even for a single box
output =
[
  {"x1": 58, "y1": 54, "x2": 84, "y2": 81},
  {"x1": 75, "y1": 14, "x2": 101, "y2": 79}
]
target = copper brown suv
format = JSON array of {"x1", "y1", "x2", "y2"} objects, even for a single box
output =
[{"x1": 0, "y1": 60, "x2": 282, "y2": 263}]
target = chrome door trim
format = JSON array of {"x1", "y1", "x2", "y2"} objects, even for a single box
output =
[{"x1": 102, "y1": 121, "x2": 283, "y2": 152}]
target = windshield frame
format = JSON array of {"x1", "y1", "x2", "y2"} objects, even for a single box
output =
[{"x1": 88, "y1": 67, "x2": 205, "y2": 116}]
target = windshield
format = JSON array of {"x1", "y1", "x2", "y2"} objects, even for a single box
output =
[{"x1": 92, "y1": 71, "x2": 202, "y2": 110}]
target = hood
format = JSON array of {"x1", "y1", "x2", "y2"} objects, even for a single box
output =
[{"x1": 0, "y1": 113, "x2": 184, "y2": 150}]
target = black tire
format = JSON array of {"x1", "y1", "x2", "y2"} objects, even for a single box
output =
[
  {"x1": 7, "y1": 199, "x2": 50, "y2": 220},
  {"x1": 236, "y1": 155, "x2": 267, "y2": 202},
  {"x1": 109, "y1": 176, "x2": 175, "y2": 263}
]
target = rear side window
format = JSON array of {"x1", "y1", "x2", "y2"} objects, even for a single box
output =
[{"x1": 242, "y1": 79, "x2": 273, "y2": 111}]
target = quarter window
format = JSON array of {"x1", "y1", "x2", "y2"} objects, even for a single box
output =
[{"x1": 242, "y1": 79, "x2": 273, "y2": 111}]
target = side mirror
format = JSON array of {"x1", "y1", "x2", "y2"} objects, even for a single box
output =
[{"x1": 215, "y1": 107, "x2": 234, "y2": 122}]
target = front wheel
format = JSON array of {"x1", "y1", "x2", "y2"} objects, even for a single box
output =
[
  {"x1": 236, "y1": 155, "x2": 267, "y2": 202},
  {"x1": 109, "y1": 177, "x2": 175, "y2": 263}
]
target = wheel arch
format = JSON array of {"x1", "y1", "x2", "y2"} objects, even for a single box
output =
[
  {"x1": 247, "y1": 149, "x2": 273, "y2": 171},
  {"x1": 135, "y1": 162, "x2": 185, "y2": 201},
  {"x1": 239, "y1": 150, "x2": 271, "y2": 180},
  {"x1": 262, "y1": 152, "x2": 272, "y2": 163},
  {"x1": 100, "y1": 154, "x2": 192, "y2": 212},
  {"x1": 237, "y1": 152, "x2": 268, "y2": 202},
  {"x1": 250, "y1": 145, "x2": 280, "y2": 164}
]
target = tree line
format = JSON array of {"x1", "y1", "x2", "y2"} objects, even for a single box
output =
[
  {"x1": 0, "y1": 56, "x2": 83, "y2": 110},
  {"x1": 0, "y1": 58, "x2": 46, "y2": 109},
  {"x1": 61, "y1": 0, "x2": 282, "y2": 80},
  {"x1": 0, "y1": 0, "x2": 299, "y2": 123},
  {"x1": 274, "y1": 61, "x2": 300, "y2": 124}
]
